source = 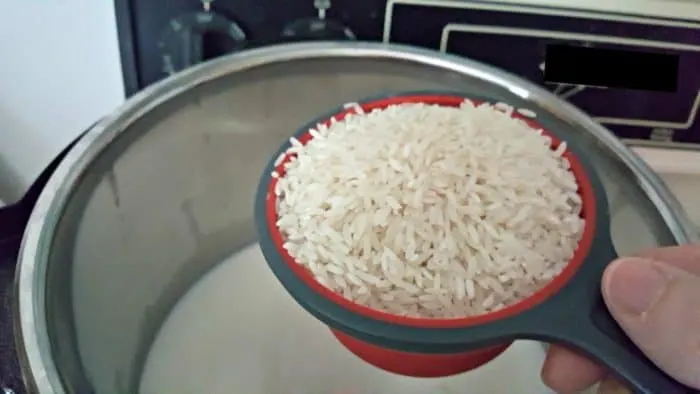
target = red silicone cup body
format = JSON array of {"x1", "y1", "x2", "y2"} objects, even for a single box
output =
[
  {"x1": 265, "y1": 95, "x2": 597, "y2": 377},
  {"x1": 332, "y1": 330, "x2": 511, "y2": 377}
]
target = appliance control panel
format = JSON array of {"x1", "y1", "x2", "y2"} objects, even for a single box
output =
[{"x1": 115, "y1": 0, "x2": 700, "y2": 145}]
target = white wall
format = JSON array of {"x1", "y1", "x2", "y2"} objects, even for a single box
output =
[{"x1": 0, "y1": 0, "x2": 125, "y2": 202}]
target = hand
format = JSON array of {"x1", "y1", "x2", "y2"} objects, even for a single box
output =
[{"x1": 541, "y1": 245, "x2": 700, "y2": 394}]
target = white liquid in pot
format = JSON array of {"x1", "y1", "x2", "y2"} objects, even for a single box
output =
[{"x1": 138, "y1": 244, "x2": 572, "y2": 394}]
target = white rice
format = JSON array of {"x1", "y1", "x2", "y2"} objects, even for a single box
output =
[{"x1": 274, "y1": 100, "x2": 584, "y2": 319}]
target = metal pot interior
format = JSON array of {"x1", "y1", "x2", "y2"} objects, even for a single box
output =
[{"x1": 19, "y1": 43, "x2": 697, "y2": 394}]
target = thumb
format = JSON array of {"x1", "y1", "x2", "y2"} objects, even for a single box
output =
[{"x1": 602, "y1": 257, "x2": 700, "y2": 389}]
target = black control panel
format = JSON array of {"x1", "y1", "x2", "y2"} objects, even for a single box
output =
[
  {"x1": 115, "y1": 0, "x2": 700, "y2": 144},
  {"x1": 116, "y1": 0, "x2": 385, "y2": 95}
]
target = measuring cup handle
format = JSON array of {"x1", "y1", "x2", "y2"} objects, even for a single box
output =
[
  {"x1": 576, "y1": 296, "x2": 698, "y2": 393},
  {"x1": 542, "y1": 241, "x2": 699, "y2": 393}
]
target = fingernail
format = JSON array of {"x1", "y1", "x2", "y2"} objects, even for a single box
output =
[{"x1": 603, "y1": 258, "x2": 668, "y2": 316}]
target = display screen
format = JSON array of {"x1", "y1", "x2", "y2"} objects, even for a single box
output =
[{"x1": 544, "y1": 44, "x2": 679, "y2": 92}]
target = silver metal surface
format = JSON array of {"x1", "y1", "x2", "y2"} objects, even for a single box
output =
[{"x1": 13, "y1": 42, "x2": 699, "y2": 394}]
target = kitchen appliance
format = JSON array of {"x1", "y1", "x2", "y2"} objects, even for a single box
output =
[
  {"x1": 2, "y1": 42, "x2": 697, "y2": 394},
  {"x1": 115, "y1": 0, "x2": 700, "y2": 144},
  {"x1": 0, "y1": 0, "x2": 697, "y2": 392}
]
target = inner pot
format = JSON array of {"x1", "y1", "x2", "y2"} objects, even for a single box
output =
[{"x1": 15, "y1": 42, "x2": 699, "y2": 394}]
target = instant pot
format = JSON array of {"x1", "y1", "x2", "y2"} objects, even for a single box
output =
[{"x1": 0, "y1": 42, "x2": 696, "y2": 394}]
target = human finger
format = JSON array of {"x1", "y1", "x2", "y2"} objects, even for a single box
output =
[
  {"x1": 542, "y1": 344, "x2": 606, "y2": 393},
  {"x1": 603, "y1": 257, "x2": 700, "y2": 389}
]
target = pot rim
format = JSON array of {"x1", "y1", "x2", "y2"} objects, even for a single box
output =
[{"x1": 14, "y1": 41, "x2": 699, "y2": 394}]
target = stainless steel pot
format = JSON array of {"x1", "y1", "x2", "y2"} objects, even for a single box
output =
[{"x1": 14, "y1": 42, "x2": 698, "y2": 394}]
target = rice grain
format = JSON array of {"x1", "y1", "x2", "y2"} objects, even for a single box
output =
[{"x1": 275, "y1": 100, "x2": 585, "y2": 318}]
